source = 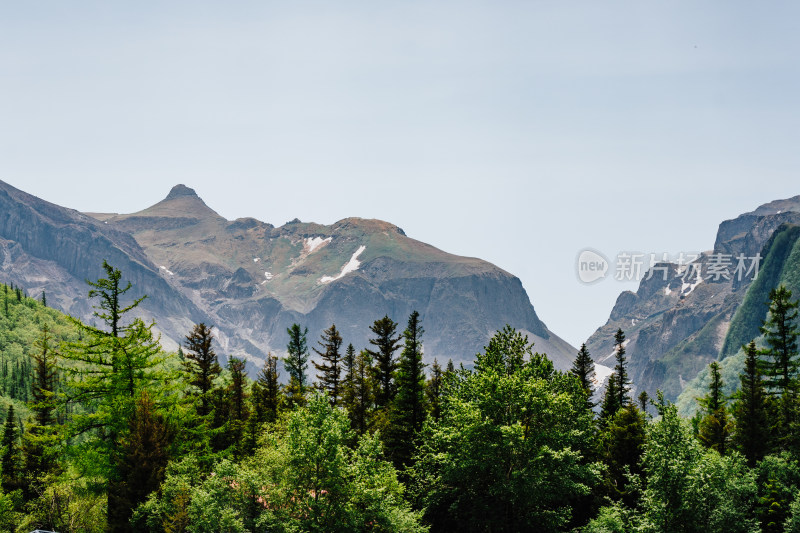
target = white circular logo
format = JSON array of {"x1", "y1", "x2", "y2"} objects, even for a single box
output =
[{"x1": 576, "y1": 249, "x2": 609, "y2": 284}]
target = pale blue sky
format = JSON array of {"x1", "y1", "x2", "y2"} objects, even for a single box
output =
[{"x1": 2, "y1": 1, "x2": 799, "y2": 348}]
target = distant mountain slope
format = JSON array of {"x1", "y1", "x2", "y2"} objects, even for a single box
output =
[
  {"x1": 586, "y1": 195, "x2": 800, "y2": 401},
  {"x1": 677, "y1": 222, "x2": 800, "y2": 415},
  {"x1": 0, "y1": 180, "x2": 575, "y2": 373}
]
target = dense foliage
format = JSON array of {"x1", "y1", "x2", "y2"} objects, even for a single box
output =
[{"x1": 3, "y1": 269, "x2": 800, "y2": 531}]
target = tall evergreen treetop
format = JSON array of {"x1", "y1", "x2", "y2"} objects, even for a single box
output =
[
  {"x1": 732, "y1": 340, "x2": 769, "y2": 466},
  {"x1": 183, "y1": 322, "x2": 222, "y2": 417},
  {"x1": 367, "y1": 315, "x2": 402, "y2": 408},
  {"x1": 571, "y1": 343, "x2": 596, "y2": 409},
  {"x1": 87, "y1": 259, "x2": 146, "y2": 338},
  {"x1": 389, "y1": 310, "x2": 427, "y2": 467},
  {"x1": 613, "y1": 328, "x2": 631, "y2": 408},
  {"x1": 313, "y1": 324, "x2": 344, "y2": 405},
  {"x1": 284, "y1": 324, "x2": 310, "y2": 406},
  {"x1": 697, "y1": 361, "x2": 731, "y2": 455},
  {"x1": 759, "y1": 285, "x2": 800, "y2": 395}
]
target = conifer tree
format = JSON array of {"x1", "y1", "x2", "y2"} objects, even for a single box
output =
[
  {"x1": 183, "y1": 323, "x2": 221, "y2": 417},
  {"x1": 108, "y1": 391, "x2": 172, "y2": 532},
  {"x1": 226, "y1": 357, "x2": 250, "y2": 457},
  {"x1": 759, "y1": 286, "x2": 800, "y2": 394},
  {"x1": 59, "y1": 262, "x2": 170, "y2": 528},
  {"x1": 613, "y1": 328, "x2": 631, "y2": 408},
  {"x1": 426, "y1": 358, "x2": 444, "y2": 421},
  {"x1": 252, "y1": 353, "x2": 281, "y2": 424},
  {"x1": 284, "y1": 324, "x2": 309, "y2": 408},
  {"x1": 571, "y1": 343, "x2": 596, "y2": 410},
  {"x1": 638, "y1": 390, "x2": 650, "y2": 415},
  {"x1": 41, "y1": 290, "x2": 46, "y2": 307},
  {"x1": 599, "y1": 373, "x2": 621, "y2": 425},
  {"x1": 697, "y1": 361, "x2": 731, "y2": 455},
  {"x1": 31, "y1": 324, "x2": 58, "y2": 428},
  {"x1": 349, "y1": 350, "x2": 374, "y2": 435},
  {"x1": 599, "y1": 403, "x2": 646, "y2": 505},
  {"x1": 388, "y1": 311, "x2": 427, "y2": 468},
  {"x1": 1, "y1": 405, "x2": 19, "y2": 492},
  {"x1": 313, "y1": 324, "x2": 344, "y2": 405},
  {"x1": 340, "y1": 343, "x2": 357, "y2": 415},
  {"x1": 367, "y1": 315, "x2": 402, "y2": 408},
  {"x1": 2, "y1": 284, "x2": 8, "y2": 318},
  {"x1": 731, "y1": 341, "x2": 770, "y2": 466},
  {"x1": 758, "y1": 286, "x2": 800, "y2": 451}
]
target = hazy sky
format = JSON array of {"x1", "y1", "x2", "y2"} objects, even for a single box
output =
[{"x1": 2, "y1": 2, "x2": 799, "y2": 348}]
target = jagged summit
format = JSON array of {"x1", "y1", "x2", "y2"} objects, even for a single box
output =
[{"x1": 165, "y1": 184, "x2": 199, "y2": 200}]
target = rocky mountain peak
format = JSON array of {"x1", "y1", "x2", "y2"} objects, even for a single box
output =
[{"x1": 165, "y1": 184, "x2": 199, "y2": 201}]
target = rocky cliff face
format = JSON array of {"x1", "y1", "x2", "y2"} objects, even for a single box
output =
[
  {"x1": 0, "y1": 180, "x2": 576, "y2": 374},
  {"x1": 587, "y1": 195, "x2": 800, "y2": 401}
]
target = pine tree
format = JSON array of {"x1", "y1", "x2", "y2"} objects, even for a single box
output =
[
  {"x1": 108, "y1": 391, "x2": 173, "y2": 532},
  {"x1": 2, "y1": 284, "x2": 8, "y2": 318},
  {"x1": 759, "y1": 286, "x2": 800, "y2": 394},
  {"x1": 58, "y1": 262, "x2": 170, "y2": 528},
  {"x1": 599, "y1": 403, "x2": 646, "y2": 505},
  {"x1": 31, "y1": 324, "x2": 58, "y2": 428},
  {"x1": 41, "y1": 290, "x2": 46, "y2": 307},
  {"x1": 697, "y1": 361, "x2": 731, "y2": 455},
  {"x1": 349, "y1": 350, "x2": 374, "y2": 435},
  {"x1": 613, "y1": 328, "x2": 631, "y2": 408},
  {"x1": 340, "y1": 343, "x2": 357, "y2": 415},
  {"x1": 284, "y1": 324, "x2": 309, "y2": 408},
  {"x1": 1, "y1": 404, "x2": 19, "y2": 492},
  {"x1": 571, "y1": 343, "x2": 596, "y2": 410},
  {"x1": 313, "y1": 324, "x2": 344, "y2": 405},
  {"x1": 599, "y1": 373, "x2": 621, "y2": 425},
  {"x1": 731, "y1": 341, "x2": 770, "y2": 466},
  {"x1": 182, "y1": 323, "x2": 221, "y2": 417},
  {"x1": 388, "y1": 311, "x2": 427, "y2": 468},
  {"x1": 252, "y1": 353, "x2": 281, "y2": 424},
  {"x1": 426, "y1": 358, "x2": 444, "y2": 421},
  {"x1": 758, "y1": 285, "x2": 800, "y2": 451},
  {"x1": 367, "y1": 315, "x2": 402, "y2": 408},
  {"x1": 226, "y1": 357, "x2": 250, "y2": 458}
]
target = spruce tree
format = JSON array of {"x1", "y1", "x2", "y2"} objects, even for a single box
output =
[
  {"x1": 3, "y1": 284, "x2": 8, "y2": 318},
  {"x1": 284, "y1": 324, "x2": 309, "y2": 408},
  {"x1": 340, "y1": 343, "x2": 357, "y2": 415},
  {"x1": 41, "y1": 290, "x2": 46, "y2": 307},
  {"x1": 599, "y1": 373, "x2": 621, "y2": 425},
  {"x1": 349, "y1": 350, "x2": 374, "y2": 435},
  {"x1": 613, "y1": 328, "x2": 631, "y2": 408},
  {"x1": 697, "y1": 361, "x2": 731, "y2": 455},
  {"x1": 183, "y1": 323, "x2": 221, "y2": 417},
  {"x1": 758, "y1": 285, "x2": 800, "y2": 450},
  {"x1": 252, "y1": 353, "x2": 281, "y2": 424},
  {"x1": 731, "y1": 340, "x2": 769, "y2": 466},
  {"x1": 108, "y1": 391, "x2": 172, "y2": 532},
  {"x1": 367, "y1": 315, "x2": 402, "y2": 408},
  {"x1": 571, "y1": 343, "x2": 596, "y2": 410},
  {"x1": 31, "y1": 324, "x2": 58, "y2": 428},
  {"x1": 426, "y1": 358, "x2": 444, "y2": 421},
  {"x1": 313, "y1": 324, "x2": 344, "y2": 405},
  {"x1": 226, "y1": 357, "x2": 250, "y2": 457},
  {"x1": 759, "y1": 285, "x2": 800, "y2": 394},
  {"x1": 1, "y1": 404, "x2": 19, "y2": 492},
  {"x1": 388, "y1": 310, "x2": 427, "y2": 468}
]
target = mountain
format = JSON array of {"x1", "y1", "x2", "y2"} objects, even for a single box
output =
[
  {"x1": 0, "y1": 180, "x2": 576, "y2": 373},
  {"x1": 586, "y1": 195, "x2": 800, "y2": 401}
]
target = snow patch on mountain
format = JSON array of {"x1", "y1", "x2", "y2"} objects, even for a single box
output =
[
  {"x1": 320, "y1": 246, "x2": 366, "y2": 284},
  {"x1": 305, "y1": 236, "x2": 332, "y2": 253},
  {"x1": 593, "y1": 364, "x2": 614, "y2": 386},
  {"x1": 160, "y1": 265, "x2": 174, "y2": 276}
]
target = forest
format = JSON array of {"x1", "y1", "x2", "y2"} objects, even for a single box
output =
[{"x1": 1, "y1": 261, "x2": 800, "y2": 532}]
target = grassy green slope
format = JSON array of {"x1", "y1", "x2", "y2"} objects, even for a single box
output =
[{"x1": 0, "y1": 283, "x2": 80, "y2": 421}]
